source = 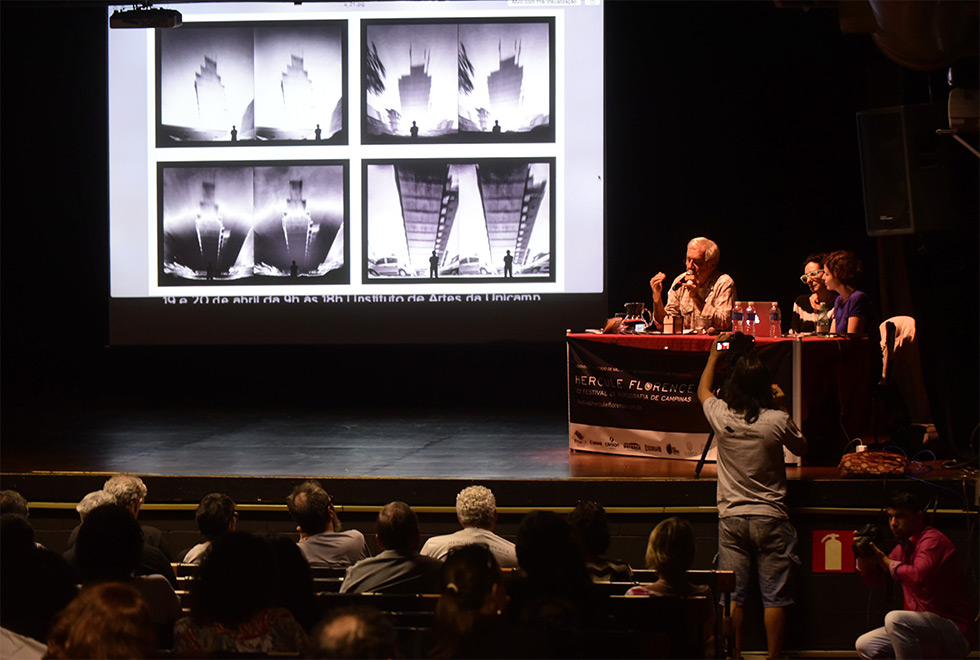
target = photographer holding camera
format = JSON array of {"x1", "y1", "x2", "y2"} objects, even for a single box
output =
[
  {"x1": 698, "y1": 332, "x2": 807, "y2": 659},
  {"x1": 854, "y1": 491, "x2": 974, "y2": 659}
]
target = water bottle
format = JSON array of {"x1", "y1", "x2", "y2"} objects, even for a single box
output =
[
  {"x1": 769, "y1": 302, "x2": 782, "y2": 338},
  {"x1": 816, "y1": 302, "x2": 831, "y2": 335},
  {"x1": 732, "y1": 301, "x2": 744, "y2": 333},
  {"x1": 744, "y1": 301, "x2": 757, "y2": 336}
]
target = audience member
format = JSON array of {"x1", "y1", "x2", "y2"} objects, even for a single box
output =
[
  {"x1": 790, "y1": 253, "x2": 837, "y2": 334},
  {"x1": 428, "y1": 544, "x2": 549, "y2": 659},
  {"x1": 626, "y1": 517, "x2": 715, "y2": 654},
  {"x1": 76, "y1": 490, "x2": 115, "y2": 521},
  {"x1": 308, "y1": 606, "x2": 399, "y2": 659},
  {"x1": 266, "y1": 534, "x2": 320, "y2": 632},
  {"x1": 341, "y1": 501, "x2": 442, "y2": 594},
  {"x1": 698, "y1": 337, "x2": 807, "y2": 659},
  {"x1": 568, "y1": 501, "x2": 632, "y2": 583},
  {"x1": 855, "y1": 490, "x2": 974, "y2": 659},
  {"x1": 421, "y1": 485, "x2": 518, "y2": 568},
  {"x1": 72, "y1": 504, "x2": 181, "y2": 644},
  {"x1": 0, "y1": 514, "x2": 77, "y2": 647},
  {"x1": 507, "y1": 510, "x2": 608, "y2": 657},
  {"x1": 287, "y1": 480, "x2": 370, "y2": 568},
  {"x1": 174, "y1": 531, "x2": 307, "y2": 657},
  {"x1": 66, "y1": 475, "x2": 175, "y2": 564},
  {"x1": 182, "y1": 492, "x2": 237, "y2": 564},
  {"x1": 1, "y1": 489, "x2": 30, "y2": 517},
  {"x1": 650, "y1": 237, "x2": 736, "y2": 332},
  {"x1": 823, "y1": 250, "x2": 875, "y2": 336},
  {"x1": 45, "y1": 582, "x2": 157, "y2": 659}
]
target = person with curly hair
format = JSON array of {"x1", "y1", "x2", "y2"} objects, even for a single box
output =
[
  {"x1": 822, "y1": 250, "x2": 875, "y2": 335},
  {"x1": 420, "y1": 485, "x2": 518, "y2": 568},
  {"x1": 45, "y1": 582, "x2": 157, "y2": 659}
]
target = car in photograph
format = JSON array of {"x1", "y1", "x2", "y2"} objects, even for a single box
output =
[
  {"x1": 457, "y1": 255, "x2": 494, "y2": 275},
  {"x1": 368, "y1": 256, "x2": 413, "y2": 277},
  {"x1": 519, "y1": 251, "x2": 551, "y2": 275}
]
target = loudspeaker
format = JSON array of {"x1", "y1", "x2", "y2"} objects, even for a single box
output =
[{"x1": 856, "y1": 104, "x2": 955, "y2": 236}]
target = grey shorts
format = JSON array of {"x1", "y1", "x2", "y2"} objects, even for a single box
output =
[{"x1": 716, "y1": 515, "x2": 800, "y2": 607}]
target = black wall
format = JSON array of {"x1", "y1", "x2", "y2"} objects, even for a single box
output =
[{"x1": 2, "y1": 2, "x2": 977, "y2": 452}]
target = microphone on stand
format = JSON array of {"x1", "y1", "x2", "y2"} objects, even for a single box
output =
[{"x1": 672, "y1": 270, "x2": 694, "y2": 291}]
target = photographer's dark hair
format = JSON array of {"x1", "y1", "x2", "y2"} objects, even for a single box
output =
[
  {"x1": 720, "y1": 353, "x2": 774, "y2": 424},
  {"x1": 886, "y1": 490, "x2": 926, "y2": 513}
]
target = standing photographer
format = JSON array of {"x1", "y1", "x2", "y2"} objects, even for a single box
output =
[
  {"x1": 697, "y1": 333, "x2": 807, "y2": 659},
  {"x1": 854, "y1": 491, "x2": 974, "y2": 659}
]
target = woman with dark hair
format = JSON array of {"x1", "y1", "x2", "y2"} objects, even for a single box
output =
[
  {"x1": 181, "y1": 493, "x2": 236, "y2": 564},
  {"x1": 697, "y1": 339, "x2": 807, "y2": 659},
  {"x1": 568, "y1": 501, "x2": 632, "y2": 583},
  {"x1": 428, "y1": 544, "x2": 547, "y2": 659},
  {"x1": 822, "y1": 250, "x2": 875, "y2": 335},
  {"x1": 173, "y1": 532, "x2": 306, "y2": 657},
  {"x1": 45, "y1": 582, "x2": 157, "y2": 659},
  {"x1": 790, "y1": 253, "x2": 837, "y2": 334}
]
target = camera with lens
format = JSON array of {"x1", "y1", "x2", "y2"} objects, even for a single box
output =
[
  {"x1": 716, "y1": 332, "x2": 755, "y2": 359},
  {"x1": 852, "y1": 523, "x2": 883, "y2": 558}
]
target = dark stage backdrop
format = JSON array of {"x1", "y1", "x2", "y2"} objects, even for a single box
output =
[{"x1": 2, "y1": 2, "x2": 976, "y2": 451}]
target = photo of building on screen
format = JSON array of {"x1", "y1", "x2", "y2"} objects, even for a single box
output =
[
  {"x1": 160, "y1": 164, "x2": 347, "y2": 284},
  {"x1": 365, "y1": 160, "x2": 552, "y2": 282},
  {"x1": 157, "y1": 22, "x2": 346, "y2": 145},
  {"x1": 363, "y1": 20, "x2": 553, "y2": 144}
]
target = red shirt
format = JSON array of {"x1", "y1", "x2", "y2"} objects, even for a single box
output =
[{"x1": 884, "y1": 526, "x2": 975, "y2": 641}]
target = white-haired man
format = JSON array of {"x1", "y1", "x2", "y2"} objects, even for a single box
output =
[
  {"x1": 420, "y1": 485, "x2": 518, "y2": 567},
  {"x1": 650, "y1": 236, "x2": 736, "y2": 333}
]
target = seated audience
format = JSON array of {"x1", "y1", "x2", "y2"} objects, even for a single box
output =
[
  {"x1": 568, "y1": 500, "x2": 632, "y2": 583},
  {"x1": 0, "y1": 514, "x2": 76, "y2": 649},
  {"x1": 76, "y1": 490, "x2": 115, "y2": 521},
  {"x1": 428, "y1": 544, "x2": 549, "y2": 659},
  {"x1": 287, "y1": 480, "x2": 370, "y2": 569},
  {"x1": 650, "y1": 237, "x2": 736, "y2": 332},
  {"x1": 45, "y1": 582, "x2": 157, "y2": 660},
  {"x1": 174, "y1": 531, "x2": 307, "y2": 657},
  {"x1": 340, "y1": 501, "x2": 442, "y2": 594},
  {"x1": 421, "y1": 485, "x2": 518, "y2": 568},
  {"x1": 182, "y1": 492, "x2": 237, "y2": 564},
  {"x1": 823, "y1": 250, "x2": 876, "y2": 336},
  {"x1": 266, "y1": 534, "x2": 320, "y2": 632},
  {"x1": 0, "y1": 490, "x2": 30, "y2": 517},
  {"x1": 507, "y1": 510, "x2": 608, "y2": 657},
  {"x1": 308, "y1": 606, "x2": 399, "y2": 659},
  {"x1": 790, "y1": 253, "x2": 837, "y2": 334},
  {"x1": 626, "y1": 517, "x2": 715, "y2": 654},
  {"x1": 72, "y1": 504, "x2": 181, "y2": 644}
]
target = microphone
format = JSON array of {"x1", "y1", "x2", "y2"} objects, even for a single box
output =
[{"x1": 672, "y1": 270, "x2": 694, "y2": 291}]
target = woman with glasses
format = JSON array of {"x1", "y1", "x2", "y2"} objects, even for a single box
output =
[{"x1": 790, "y1": 254, "x2": 837, "y2": 334}]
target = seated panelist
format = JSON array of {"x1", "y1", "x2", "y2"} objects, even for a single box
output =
[{"x1": 650, "y1": 237, "x2": 736, "y2": 333}]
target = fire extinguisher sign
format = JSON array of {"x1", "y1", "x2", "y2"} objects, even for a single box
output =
[{"x1": 812, "y1": 530, "x2": 856, "y2": 573}]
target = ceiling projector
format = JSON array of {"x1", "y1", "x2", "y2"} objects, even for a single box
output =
[{"x1": 110, "y1": 6, "x2": 182, "y2": 29}]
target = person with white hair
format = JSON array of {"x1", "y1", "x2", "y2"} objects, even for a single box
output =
[
  {"x1": 420, "y1": 485, "x2": 518, "y2": 568},
  {"x1": 650, "y1": 236, "x2": 736, "y2": 333},
  {"x1": 75, "y1": 491, "x2": 115, "y2": 522}
]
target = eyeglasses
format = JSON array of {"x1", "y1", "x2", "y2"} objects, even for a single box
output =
[{"x1": 800, "y1": 269, "x2": 824, "y2": 283}]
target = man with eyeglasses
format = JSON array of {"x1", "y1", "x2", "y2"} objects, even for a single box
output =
[
  {"x1": 650, "y1": 236, "x2": 736, "y2": 333},
  {"x1": 790, "y1": 253, "x2": 837, "y2": 334}
]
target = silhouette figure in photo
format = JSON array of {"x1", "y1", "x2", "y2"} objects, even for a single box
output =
[
  {"x1": 492, "y1": 120, "x2": 501, "y2": 135},
  {"x1": 504, "y1": 250, "x2": 513, "y2": 278},
  {"x1": 314, "y1": 124, "x2": 322, "y2": 141},
  {"x1": 410, "y1": 121, "x2": 419, "y2": 139},
  {"x1": 230, "y1": 125, "x2": 237, "y2": 142},
  {"x1": 429, "y1": 251, "x2": 439, "y2": 279},
  {"x1": 290, "y1": 261, "x2": 299, "y2": 278},
  {"x1": 206, "y1": 263, "x2": 214, "y2": 281}
]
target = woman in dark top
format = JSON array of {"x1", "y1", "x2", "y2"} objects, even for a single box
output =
[
  {"x1": 790, "y1": 253, "x2": 837, "y2": 334},
  {"x1": 823, "y1": 250, "x2": 875, "y2": 336}
]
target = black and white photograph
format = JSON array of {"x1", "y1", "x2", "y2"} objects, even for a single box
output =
[
  {"x1": 362, "y1": 19, "x2": 553, "y2": 144},
  {"x1": 364, "y1": 159, "x2": 553, "y2": 282},
  {"x1": 157, "y1": 21, "x2": 346, "y2": 146},
  {"x1": 160, "y1": 163, "x2": 348, "y2": 285}
]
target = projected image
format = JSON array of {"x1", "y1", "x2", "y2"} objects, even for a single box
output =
[
  {"x1": 365, "y1": 160, "x2": 553, "y2": 282},
  {"x1": 363, "y1": 20, "x2": 553, "y2": 144},
  {"x1": 160, "y1": 163, "x2": 347, "y2": 284},
  {"x1": 158, "y1": 22, "x2": 346, "y2": 145}
]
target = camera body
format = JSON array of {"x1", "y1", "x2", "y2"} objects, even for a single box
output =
[
  {"x1": 852, "y1": 523, "x2": 884, "y2": 558},
  {"x1": 717, "y1": 332, "x2": 755, "y2": 357}
]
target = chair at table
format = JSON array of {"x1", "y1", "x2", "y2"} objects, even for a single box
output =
[{"x1": 873, "y1": 316, "x2": 938, "y2": 451}]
